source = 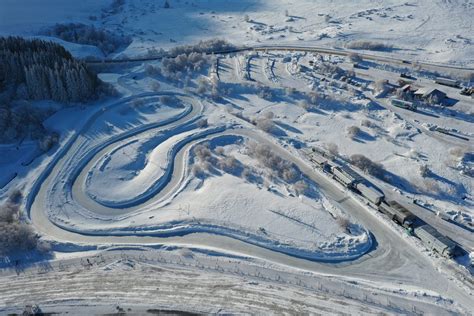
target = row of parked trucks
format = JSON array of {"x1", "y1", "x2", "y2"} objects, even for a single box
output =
[{"x1": 306, "y1": 148, "x2": 457, "y2": 258}]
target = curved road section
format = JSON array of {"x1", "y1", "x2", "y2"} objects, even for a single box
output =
[{"x1": 26, "y1": 74, "x2": 473, "y2": 310}]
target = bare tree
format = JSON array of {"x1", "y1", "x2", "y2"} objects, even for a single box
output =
[
  {"x1": 197, "y1": 118, "x2": 208, "y2": 128},
  {"x1": 293, "y1": 180, "x2": 308, "y2": 196},
  {"x1": 419, "y1": 164, "x2": 431, "y2": 178},
  {"x1": 336, "y1": 216, "x2": 351, "y2": 233},
  {"x1": 346, "y1": 125, "x2": 361, "y2": 139},
  {"x1": 325, "y1": 143, "x2": 339, "y2": 158},
  {"x1": 346, "y1": 40, "x2": 393, "y2": 51},
  {"x1": 348, "y1": 52, "x2": 362, "y2": 62},
  {"x1": 350, "y1": 154, "x2": 386, "y2": 179},
  {"x1": 151, "y1": 81, "x2": 161, "y2": 92},
  {"x1": 0, "y1": 192, "x2": 45, "y2": 255}
]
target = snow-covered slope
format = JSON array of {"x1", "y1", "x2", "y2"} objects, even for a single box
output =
[{"x1": 1, "y1": 0, "x2": 473, "y2": 65}]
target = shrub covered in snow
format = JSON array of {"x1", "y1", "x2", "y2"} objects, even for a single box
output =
[
  {"x1": 217, "y1": 156, "x2": 239, "y2": 173},
  {"x1": 42, "y1": 23, "x2": 132, "y2": 54},
  {"x1": 346, "y1": 125, "x2": 361, "y2": 139},
  {"x1": 247, "y1": 142, "x2": 299, "y2": 183},
  {"x1": 255, "y1": 117, "x2": 275, "y2": 133},
  {"x1": 463, "y1": 72, "x2": 474, "y2": 83},
  {"x1": 299, "y1": 100, "x2": 311, "y2": 111},
  {"x1": 307, "y1": 91, "x2": 321, "y2": 104},
  {"x1": 169, "y1": 39, "x2": 236, "y2": 56},
  {"x1": 262, "y1": 111, "x2": 275, "y2": 119},
  {"x1": 196, "y1": 76, "x2": 222, "y2": 99},
  {"x1": 336, "y1": 216, "x2": 351, "y2": 233},
  {"x1": 192, "y1": 143, "x2": 242, "y2": 177},
  {"x1": 346, "y1": 40, "x2": 393, "y2": 51},
  {"x1": 419, "y1": 164, "x2": 431, "y2": 178},
  {"x1": 150, "y1": 81, "x2": 161, "y2": 92},
  {"x1": 0, "y1": 100, "x2": 51, "y2": 142},
  {"x1": 324, "y1": 143, "x2": 339, "y2": 158},
  {"x1": 373, "y1": 79, "x2": 389, "y2": 94},
  {"x1": 293, "y1": 180, "x2": 309, "y2": 195},
  {"x1": 360, "y1": 119, "x2": 376, "y2": 128},
  {"x1": 285, "y1": 87, "x2": 297, "y2": 96},
  {"x1": 423, "y1": 179, "x2": 441, "y2": 195},
  {"x1": 350, "y1": 154, "x2": 386, "y2": 179},
  {"x1": 39, "y1": 132, "x2": 59, "y2": 152},
  {"x1": 347, "y1": 52, "x2": 362, "y2": 62},
  {"x1": 197, "y1": 118, "x2": 208, "y2": 128},
  {"x1": 145, "y1": 64, "x2": 161, "y2": 77},
  {"x1": 0, "y1": 221, "x2": 38, "y2": 255},
  {"x1": 449, "y1": 147, "x2": 467, "y2": 158},
  {"x1": 0, "y1": 202, "x2": 19, "y2": 223},
  {"x1": 159, "y1": 95, "x2": 174, "y2": 105},
  {"x1": 161, "y1": 53, "x2": 210, "y2": 81},
  {"x1": 318, "y1": 62, "x2": 347, "y2": 80},
  {"x1": 0, "y1": 191, "x2": 44, "y2": 255},
  {"x1": 194, "y1": 143, "x2": 212, "y2": 161},
  {"x1": 256, "y1": 85, "x2": 274, "y2": 100},
  {"x1": 214, "y1": 146, "x2": 225, "y2": 155}
]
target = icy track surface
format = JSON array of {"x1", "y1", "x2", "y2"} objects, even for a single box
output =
[
  {"x1": 13, "y1": 50, "x2": 470, "y2": 312},
  {"x1": 1, "y1": 2, "x2": 474, "y2": 311},
  {"x1": 27, "y1": 88, "x2": 372, "y2": 262}
]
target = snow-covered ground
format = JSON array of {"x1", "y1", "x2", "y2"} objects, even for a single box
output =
[
  {"x1": 2, "y1": 0, "x2": 473, "y2": 65},
  {"x1": 1, "y1": 0, "x2": 473, "y2": 314},
  {"x1": 1, "y1": 247, "x2": 466, "y2": 315}
]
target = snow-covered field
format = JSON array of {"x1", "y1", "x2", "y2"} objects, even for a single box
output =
[
  {"x1": 1, "y1": 0, "x2": 473, "y2": 314},
  {"x1": 2, "y1": 0, "x2": 473, "y2": 66}
]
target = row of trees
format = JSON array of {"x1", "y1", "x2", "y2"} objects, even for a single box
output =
[
  {"x1": 0, "y1": 36, "x2": 101, "y2": 103},
  {"x1": 42, "y1": 23, "x2": 132, "y2": 55}
]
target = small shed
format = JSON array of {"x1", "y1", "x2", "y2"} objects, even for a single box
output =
[
  {"x1": 414, "y1": 88, "x2": 447, "y2": 102},
  {"x1": 401, "y1": 84, "x2": 412, "y2": 92}
]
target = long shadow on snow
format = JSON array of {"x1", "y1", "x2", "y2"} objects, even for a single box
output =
[
  {"x1": 274, "y1": 121, "x2": 303, "y2": 134},
  {"x1": 0, "y1": 250, "x2": 54, "y2": 273},
  {"x1": 86, "y1": 96, "x2": 186, "y2": 140},
  {"x1": 352, "y1": 130, "x2": 376, "y2": 143},
  {"x1": 100, "y1": 222, "x2": 373, "y2": 263}
]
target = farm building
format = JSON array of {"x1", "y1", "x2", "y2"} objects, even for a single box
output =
[
  {"x1": 414, "y1": 88, "x2": 447, "y2": 103},
  {"x1": 400, "y1": 84, "x2": 412, "y2": 92}
]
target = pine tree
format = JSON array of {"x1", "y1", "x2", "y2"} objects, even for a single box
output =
[{"x1": 0, "y1": 36, "x2": 100, "y2": 103}]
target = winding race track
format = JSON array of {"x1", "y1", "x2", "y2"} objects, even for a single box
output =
[{"x1": 25, "y1": 80, "x2": 473, "y2": 311}]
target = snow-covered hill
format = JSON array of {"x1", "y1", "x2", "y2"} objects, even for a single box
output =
[{"x1": 1, "y1": 0, "x2": 473, "y2": 65}]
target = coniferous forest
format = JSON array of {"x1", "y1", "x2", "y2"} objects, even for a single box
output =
[{"x1": 0, "y1": 37, "x2": 107, "y2": 142}]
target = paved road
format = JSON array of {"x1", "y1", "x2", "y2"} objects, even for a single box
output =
[{"x1": 87, "y1": 44, "x2": 474, "y2": 73}]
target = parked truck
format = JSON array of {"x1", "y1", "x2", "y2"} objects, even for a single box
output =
[
  {"x1": 435, "y1": 77, "x2": 460, "y2": 88},
  {"x1": 378, "y1": 201, "x2": 417, "y2": 228},
  {"x1": 391, "y1": 98, "x2": 417, "y2": 111},
  {"x1": 331, "y1": 165, "x2": 363, "y2": 188},
  {"x1": 414, "y1": 224, "x2": 456, "y2": 258},
  {"x1": 355, "y1": 182, "x2": 385, "y2": 205}
]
